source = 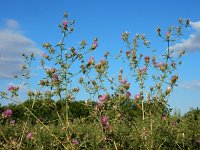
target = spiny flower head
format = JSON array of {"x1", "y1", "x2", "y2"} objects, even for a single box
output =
[
  {"x1": 134, "y1": 94, "x2": 140, "y2": 100},
  {"x1": 99, "y1": 94, "x2": 107, "y2": 103},
  {"x1": 26, "y1": 132, "x2": 33, "y2": 140},
  {"x1": 2, "y1": 109, "x2": 13, "y2": 118},
  {"x1": 101, "y1": 115, "x2": 108, "y2": 126},
  {"x1": 63, "y1": 20, "x2": 68, "y2": 26}
]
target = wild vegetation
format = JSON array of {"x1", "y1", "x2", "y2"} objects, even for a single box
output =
[{"x1": 0, "y1": 13, "x2": 200, "y2": 149}]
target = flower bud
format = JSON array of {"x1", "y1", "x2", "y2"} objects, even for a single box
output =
[
  {"x1": 144, "y1": 56, "x2": 150, "y2": 63},
  {"x1": 156, "y1": 83, "x2": 161, "y2": 89},
  {"x1": 178, "y1": 18, "x2": 183, "y2": 23},
  {"x1": 134, "y1": 94, "x2": 140, "y2": 100},
  {"x1": 101, "y1": 115, "x2": 108, "y2": 126},
  {"x1": 165, "y1": 86, "x2": 171, "y2": 95},
  {"x1": 166, "y1": 32, "x2": 171, "y2": 39},
  {"x1": 81, "y1": 40, "x2": 86, "y2": 48},
  {"x1": 141, "y1": 34, "x2": 145, "y2": 39},
  {"x1": 79, "y1": 77, "x2": 84, "y2": 83},
  {"x1": 120, "y1": 68, "x2": 123, "y2": 73},
  {"x1": 186, "y1": 19, "x2": 190, "y2": 26},
  {"x1": 64, "y1": 12, "x2": 68, "y2": 17},
  {"x1": 150, "y1": 86, "x2": 154, "y2": 91},
  {"x1": 171, "y1": 75, "x2": 178, "y2": 84},
  {"x1": 156, "y1": 27, "x2": 161, "y2": 36}
]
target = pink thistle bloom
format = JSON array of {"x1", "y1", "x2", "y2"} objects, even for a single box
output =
[
  {"x1": 63, "y1": 20, "x2": 68, "y2": 26},
  {"x1": 101, "y1": 115, "x2": 108, "y2": 126},
  {"x1": 166, "y1": 32, "x2": 171, "y2": 38},
  {"x1": 158, "y1": 62, "x2": 166, "y2": 67},
  {"x1": 53, "y1": 73, "x2": 58, "y2": 80},
  {"x1": 121, "y1": 78, "x2": 127, "y2": 84},
  {"x1": 2, "y1": 109, "x2": 13, "y2": 118},
  {"x1": 140, "y1": 67, "x2": 147, "y2": 72},
  {"x1": 141, "y1": 34, "x2": 145, "y2": 39},
  {"x1": 118, "y1": 75, "x2": 122, "y2": 81},
  {"x1": 72, "y1": 138, "x2": 79, "y2": 145},
  {"x1": 134, "y1": 94, "x2": 140, "y2": 100},
  {"x1": 91, "y1": 41, "x2": 98, "y2": 50},
  {"x1": 144, "y1": 56, "x2": 150, "y2": 63},
  {"x1": 126, "y1": 91, "x2": 131, "y2": 98},
  {"x1": 99, "y1": 94, "x2": 107, "y2": 103},
  {"x1": 26, "y1": 132, "x2": 33, "y2": 140},
  {"x1": 171, "y1": 62, "x2": 176, "y2": 67},
  {"x1": 8, "y1": 85, "x2": 15, "y2": 91},
  {"x1": 51, "y1": 68, "x2": 56, "y2": 73},
  {"x1": 138, "y1": 67, "x2": 148, "y2": 74},
  {"x1": 98, "y1": 59, "x2": 105, "y2": 66},
  {"x1": 93, "y1": 41, "x2": 98, "y2": 47},
  {"x1": 126, "y1": 51, "x2": 131, "y2": 56},
  {"x1": 88, "y1": 56, "x2": 94, "y2": 64}
]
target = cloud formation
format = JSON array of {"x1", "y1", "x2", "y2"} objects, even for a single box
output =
[
  {"x1": 190, "y1": 21, "x2": 200, "y2": 32},
  {"x1": 169, "y1": 21, "x2": 200, "y2": 53},
  {"x1": 0, "y1": 19, "x2": 42, "y2": 80},
  {"x1": 180, "y1": 80, "x2": 200, "y2": 91}
]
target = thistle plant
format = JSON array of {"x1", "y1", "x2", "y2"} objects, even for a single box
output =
[{"x1": 1, "y1": 12, "x2": 198, "y2": 150}]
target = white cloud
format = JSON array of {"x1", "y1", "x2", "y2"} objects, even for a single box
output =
[
  {"x1": 0, "y1": 19, "x2": 42, "y2": 80},
  {"x1": 180, "y1": 80, "x2": 200, "y2": 91},
  {"x1": 169, "y1": 21, "x2": 200, "y2": 53},
  {"x1": 6, "y1": 19, "x2": 20, "y2": 29},
  {"x1": 190, "y1": 21, "x2": 200, "y2": 32}
]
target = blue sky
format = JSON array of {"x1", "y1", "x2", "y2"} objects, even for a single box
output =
[{"x1": 0, "y1": 0, "x2": 200, "y2": 114}]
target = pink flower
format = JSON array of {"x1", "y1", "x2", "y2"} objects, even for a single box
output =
[
  {"x1": 121, "y1": 78, "x2": 127, "y2": 84},
  {"x1": 8, "y1": 85, "x2": 15, "y2": 91},
  {"x1": 53, "y1": 73, "x2": 58, "y2": 80},
  {"x1": 99, "y1": 94, "x2": 107, "y2": 103},
  {"x1": 88, "y1": 56, "x2": 94, "y2": 64},
  {"x1": 171, "y1": 62, "x2": 176, "y2": 68},
  {"x1": 159, "y1": 62, "x2": 166, "y2": 67},
  {"x1": 141, "y1": 34, "x2": 145, "y2": 39},
  {"x1": 90, "y1": 41, "x2": 98, "y2": 50},
  {"x1": 126, "y1": 91, "x2": 131, "y2": 98},
  {"x1": 118, "y1": 75, "x2": 122, "y2": 81},
  {"x1": 140, "y1": 67, "x2": 147, "y2": 72},
  {"x1": 72, "y1": 138, "x2": 79, "y2": 145},
  {"x1": 138, "y1": 67, "x2": 148, "y2": 74},
  {"x1": 2, "y1": 109, "x2": 13, "y2": 118},
  {"x1": 134, "y1": 94, "x2": 140, "y2": 100},
  {"x1": 51, "y1": 68, "x2": 56, "y2": 73},
  {"x1": 26, "y1": 132, "x2": 33, "y2": 140},
  {"x1": 63, "y1": 20, "x2": 68, "y2": 26},
  {"x1": 93, "y1": 41, "x2": 98, "y2": 47},
  {"x1": 166, "y1": 32, "x2": 171, "y2": 38},
  {"x1": 144, "y1": 56, "x2": 150, "y2": 63},
  {"x1": 126, "y1": 51, "x2": 131, "y2": 56},
  {"x1": 98, "y1": 59, "x2": 105, "y2": 66},
  {"x1": 101, "y1": 115, "x2": 108, "y2": 126}
]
